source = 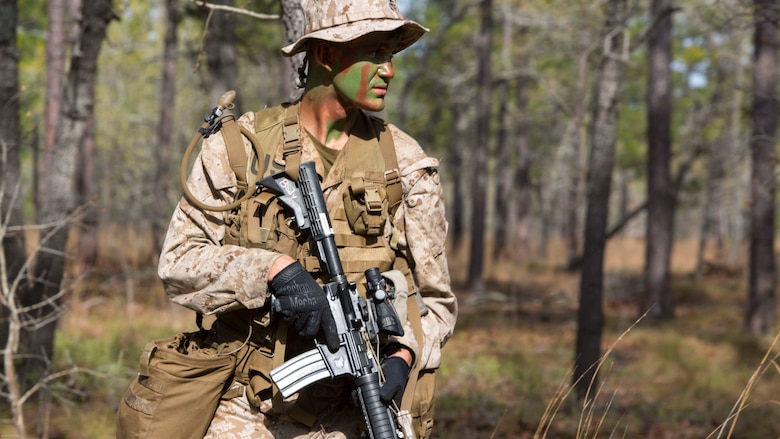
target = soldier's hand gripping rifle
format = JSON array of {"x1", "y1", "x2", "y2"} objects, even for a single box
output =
[{"x1": 262, "y1": 162, "x2": 406, "y2": 439}]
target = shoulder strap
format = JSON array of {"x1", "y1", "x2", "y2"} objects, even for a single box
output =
[
  {"x1": 281, "y1": 105, "x2": 302, "y2": 181},
  {"x1": 401, "y1": 291, "x2": 424, "y2": 412},
  {"x1": 377, "y1": 123, "x2": 402, "y2": 215},
  {"x1": 222, "y1": 117, "x2": 249, "y2": 189}
]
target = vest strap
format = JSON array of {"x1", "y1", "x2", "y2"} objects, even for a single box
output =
[
  {"x1": 378, "y1": 126, "x2": 402, "y2": 214},
  {"x1": 282, "y1": 106, "x2": 302, "y2": 181},
  {"x1": 272, "y1": 321, "x2": 288, "y2": 413},
  {"x1": 222, "y1": 116, "x2": 248, "y2": 189},
  {"x1": 401, "y1": 291, "x2": 424, "y2": 412}
]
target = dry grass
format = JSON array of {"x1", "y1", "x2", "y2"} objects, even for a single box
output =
[
  {"x1": 4, "y1": 230, "x2": 780, "y2": 438},
  {"x1": 435, "y1": 236, "x2": 780, "y2": 438}
]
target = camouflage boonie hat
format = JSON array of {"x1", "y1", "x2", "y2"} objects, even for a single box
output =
[{"x1": 281, "y1": 0, "x2": 429, "y2": 57}]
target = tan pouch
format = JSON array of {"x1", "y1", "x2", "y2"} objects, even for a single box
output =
[
  {"x1": 115, "y1": 331, "x2": 237, "y2": 439},
  {"x1": 343, "y1": 172, "x2": 388, "y2": 236},
  {"x1": 236, "y1": 343, "x2": 275, "y2": 407}
]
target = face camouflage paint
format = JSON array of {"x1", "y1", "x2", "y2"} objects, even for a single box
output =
[{"x1": 331, "y1": 32, "x2": 399, "y2": 112}]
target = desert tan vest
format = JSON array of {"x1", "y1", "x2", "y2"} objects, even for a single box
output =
[
  {"x1": 213, "y1": 103, "x2": 432, "y2": 437},
  {"x1": 222, "y1": 103, "x2": 409, "y2": 290}
]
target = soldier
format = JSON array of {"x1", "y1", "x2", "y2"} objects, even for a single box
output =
[{"x1": 116, "y1": 0, "x2": 456, "y2": 438}]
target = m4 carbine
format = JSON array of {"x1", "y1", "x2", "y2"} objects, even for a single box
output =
[{"x1": 262, "y1": 161, "x2": 406, "y2": 439}]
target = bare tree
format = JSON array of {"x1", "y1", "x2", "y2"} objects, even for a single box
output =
[
  {"x1": 203, "y1": 0, "x2": 242, "y2": 114},
  {"x1": 0, "y1": 0, "x2": 26, "y2": 353},
  {"x1": 1, "y1": 198, "x2": 98, "y2": 438},
  {"x1": 23, "y1": 0, "x2": 117, "y2": 386},
  {"x1": 152, "y1": 0, "x2": 180, "y2": 254},
  {"x1": 446, "y1": 100, "x2": 470, "y2": 251},
  {"x1": 745, "y1": 0, "x2": 778, "y2": 335},
  {"x1": 466, "y1": 0, "x2": 493, "y2": 292},
  {"x1": 494, "y1": 10, "x2": 532, "y2": 264},
  {"x1": 564, "y1": 50, "x2": 592, "y2": 270},
  {"x1": 43, "y1": 0, "x2": 67, "y2": 170},
  {"x1": 279, "y1": 0, "x2": 306, "y2": 101},
  {"x1": 574, "y1": 0, "x2": 628, "y2": 401},
  {"x1": 642, "y1": 0, "x2": 675, "y2": 319}
]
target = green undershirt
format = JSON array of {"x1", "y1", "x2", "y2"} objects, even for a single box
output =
[{"x1": 305, "y1": 129, "x2": 341, "y2": 177}]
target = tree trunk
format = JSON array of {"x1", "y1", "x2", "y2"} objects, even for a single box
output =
[
  {"x1": 695, "y1": 47, "x2": 727, "y2": 281},
  {"x1": 43, "y1": 0, "x2": 67, "y2": 173},
  {"x1": 574, "y1": 0, "x2": 627, "y2": 401},
  {"x1": 565, "y1": 52, "x2": 590, "y2": 270},
  {"x1": 509, "y1": 77, "x2": 532, "y2": 265},
  {"x1": 205, "y1": 0, "x2": 241, "y2": 115},
  {"x1": 279, "y1": 0, "x2": 305, "y2": 101},
  {"x1": 643, "y1": 0, "x2": 675, "y2": 319},
  {"x1": 493, "y1": 78, "x2": 511, "y2": 259},
  {"x1": 466, "y1": 0, "x2": 492, "y2": 292},
  {"x1": 746, "y1": 0, "x2": 778, "y2": 335},
  {"x1": 0, "y1": 0, "x2": 26, "y2": 353},
  {"x1": 447, "y1": 103, "x2": 467, "y2": 252},
  {"x1": 152, "y1": 0, "x2": 180, "y2": 255},
  {"x1": 76, "y1": 115, "x2": 98, "y2": 275},
  {"x1": 23, "y1": 0, "x2": 116, "y2": 386},
  {"x1": 491, "y1": 9, "x2": 512, "y2": 261}
]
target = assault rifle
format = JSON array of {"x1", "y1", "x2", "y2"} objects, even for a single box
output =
[{"x1": 261, "y1": 162, "x2": 406, "y2": 439}]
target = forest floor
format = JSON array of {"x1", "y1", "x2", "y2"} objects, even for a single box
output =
[{"x1": 3, "y1": 228, "x2": 780, "y2": 438}]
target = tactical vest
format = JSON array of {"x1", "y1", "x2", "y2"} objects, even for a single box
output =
[{"x1": 221, "y1": 103, "x2": 411, "y2": 292}]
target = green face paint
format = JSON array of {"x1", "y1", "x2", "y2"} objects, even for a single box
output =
[{"x1": 331, "y1": 32, "x2": 399, "y2": 112}]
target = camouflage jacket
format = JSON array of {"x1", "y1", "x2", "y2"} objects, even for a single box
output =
[{"x1": 158, "y1": 107, "x2": 457, "y2": 371}]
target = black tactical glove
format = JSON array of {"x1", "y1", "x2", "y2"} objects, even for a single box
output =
[
  {"x1": 380, "y1": 356, "x2": 411, "y2": 406},
  {"x1": 270, "y1": 261, "x2": 340, "y2": 352}
]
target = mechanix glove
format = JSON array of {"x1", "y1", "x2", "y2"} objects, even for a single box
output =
[
  {"x1": 270, "y1": 261, "x2": 340, "y2": 352},
  {"x1": 380, "y1": 356, "x2": 411, "y2": 406}
]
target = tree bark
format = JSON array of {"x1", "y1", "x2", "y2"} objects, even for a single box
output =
[
  {"x1": 152, "y1": 0, "x2": 180, "y2": 255},
  {"x1": 574, "y1": 0, "x2": 627, "y2": 401},
  {"x1": 642, "y1": 0, "x2": 675, "y2": 319},
  {"x1": 279, "y1": 0, "x2": 305, "y2": 101},
  {"x1": 205, "y1": 0, "x2": 241, "y2": 115},
  {"x1": 447, "y1": 103, "x2": 467, "y2": 252},
  {"x1": 23, "y1": 0, "x2": 116, "y2": 386},
  {"x1": 565, "y1": 52, "x2": 591, "y2": 271},
  {"x1": 43, "y1": 0, "x2": 67, "y2": 170},
  {"x1": 745, "y1": 0, "x2": 778, "y2": 335},
  {"x1": 0, "y1": 0, "x2": 26, "y2": 353},
  {"x1": 76, "y1": 115, "x2": 98, "y2": 275},
  {"x1": 493, "y1": 78, "x2": 511, "y2": 259},
  {"x1": 509, "y1": 77, "x2": 532, "y2": 265},
  {"x1": 466, "y1": 0, "x2": 492, "y2": 292}
]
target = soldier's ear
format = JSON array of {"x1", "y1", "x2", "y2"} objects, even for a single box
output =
[{"x1": 312, "y1": 42, "x2": 335, "y2": 72}]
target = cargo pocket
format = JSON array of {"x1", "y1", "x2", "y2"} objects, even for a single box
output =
[{"x1": 116, "y1": 332, "x2": 237, "y2": 439}]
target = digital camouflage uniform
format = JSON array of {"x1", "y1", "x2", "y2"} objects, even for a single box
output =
[
  {"x1": 116, "y1": 1, "x2": 456, "y2": 437},
  {"x1": 155, "y1": 108, "x2": 457, "y2": 438}
]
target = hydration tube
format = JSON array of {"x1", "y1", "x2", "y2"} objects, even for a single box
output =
[{"x1": 180, "y1": 90, "x2": 264, "y2": 212}]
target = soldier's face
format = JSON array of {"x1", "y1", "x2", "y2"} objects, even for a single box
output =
[{"x1": 330, "y1": 32, "x2": 399, "y2": 112}]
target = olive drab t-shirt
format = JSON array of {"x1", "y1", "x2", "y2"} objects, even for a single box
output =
[{"x1": 305, "y1": 128, "x2": 340, "y2": 178}]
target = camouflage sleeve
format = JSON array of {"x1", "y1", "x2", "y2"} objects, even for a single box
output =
[
  {"x1": 158, "y1": 112, "x2": 284, "y2": 315},
  {"x1": 386, "y1": 124, "x2": 458, "y2": 371}
]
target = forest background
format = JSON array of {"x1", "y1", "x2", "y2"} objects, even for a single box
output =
[{"x1": 3, "y1": 0, "x2": 780, "y2": 438}]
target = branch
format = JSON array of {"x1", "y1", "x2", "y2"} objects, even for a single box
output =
[
  {"x1": 567, "y1": 202, "x2": 648, "y2": 271},
  {"x1": 188, "y1": 0, "x2": 279, "y2": 20},
  {"x1": 630, "y1": 6, "x2": 683, "y2": 53},
  {"x1": 19, "y1": 365, "x2": 105, "y2": 406}
]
